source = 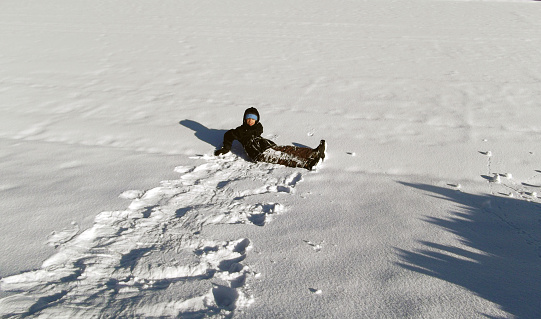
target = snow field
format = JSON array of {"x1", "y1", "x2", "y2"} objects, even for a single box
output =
[{"x1": 1, "y1": 0, "x2": 541, "y2": 317}]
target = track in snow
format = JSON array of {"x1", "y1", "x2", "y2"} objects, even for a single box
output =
[{"x1": 0, "y1": 154, "x2": 304, "y2": 318}]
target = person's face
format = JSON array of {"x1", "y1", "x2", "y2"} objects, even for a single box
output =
[{"x1": 246, "y1": 118, "x2": 256, "y2": 126}]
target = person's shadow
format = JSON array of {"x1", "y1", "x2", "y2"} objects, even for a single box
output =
[
  {"x1": 179, "y1": 120, "x2": 248, "y2": 158},
  {"x1": 179, "y1": 120, "x2": 226, "y2": 149}
]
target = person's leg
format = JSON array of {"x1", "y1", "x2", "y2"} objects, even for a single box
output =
[{"x1": 257, "y1": 145, "x2": 321, "y2": 170}]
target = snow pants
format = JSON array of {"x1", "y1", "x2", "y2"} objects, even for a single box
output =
[{"x1": 256, "y1": 145, "x2": 319, "y2": 170}]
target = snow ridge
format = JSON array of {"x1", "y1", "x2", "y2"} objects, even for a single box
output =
[{"x1": 0, "y1": 154, "x2": 303, "y2": 318}]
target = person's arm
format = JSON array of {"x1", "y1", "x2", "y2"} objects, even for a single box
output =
[
  {"x1": 253, "y1": 123, "x2": 263, "y2": 136},
  {"x1": 214, "y1": 123, "x2": 263, "y2": 156},
  {"x1": 215, "y1": 128, "x2": 237, "y2": 156},
  {"x1": 222, "y1": 129, "x2": 237, "y2": 151}
]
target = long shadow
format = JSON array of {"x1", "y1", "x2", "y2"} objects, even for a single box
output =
[
  {"x1": 397, "y1": 182, "x2": 541, "y2": 318},
  {"x1": 179, "y1": 119, "x2": 228, "y2": 149},
  {"x1": 180, "y1": 120, "x2": 251, "y2": 159}
]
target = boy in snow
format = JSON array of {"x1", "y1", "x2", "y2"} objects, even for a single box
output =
[{"x1": 214, "y1": 107, "x2": 326, "y2": 170}]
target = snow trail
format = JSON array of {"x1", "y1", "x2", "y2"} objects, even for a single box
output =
[{"x1": 0, "y1": 154, "x2": 304, "y2": 318}]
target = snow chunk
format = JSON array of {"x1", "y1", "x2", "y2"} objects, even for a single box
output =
[{"x1": 119, "y1": 189, "x2": 144, "y2": 199}]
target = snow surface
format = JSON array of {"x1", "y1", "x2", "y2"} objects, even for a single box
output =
[{"x1": 1, "y1": 0, "x2": 541, "y2": 317}]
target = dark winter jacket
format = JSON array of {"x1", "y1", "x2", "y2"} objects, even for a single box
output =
[{"x1": 221, "y1": 107, "x2": 276, "y2": 160}]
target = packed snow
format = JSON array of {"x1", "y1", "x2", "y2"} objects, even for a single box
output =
[{"x1": 1, "y1": 0, "x2": 541, "y2": 318}]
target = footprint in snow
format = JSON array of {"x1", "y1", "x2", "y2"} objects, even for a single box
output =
[
  {"x1": 481, "y1": 174, "x2": 501, "y2": 184},
  {"x1": 285, "y1": 172, "x2": 303, "y2": 187},
  {"x1": 481, "y1": 173, "x2": 513, "y2": 184},
  {"x1": 447, "y1": 183, "x2": 462, "y2": 189},
  {"x1": 309, "y1": 288, "x2": 322, "y2": 294},
  {"x1": 521, "y1": 191, "x2": 538, "y2": 198},
  {"x1": 522, "y1": 182, "x2": 541, "y2": 188},
  {"x1": 303, "y1": 240, "x2": 324, "y2": 252}
]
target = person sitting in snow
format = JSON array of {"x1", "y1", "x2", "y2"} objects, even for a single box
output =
[{"x1": 214, "y1": 107, "x2": 326, "y2": 170}]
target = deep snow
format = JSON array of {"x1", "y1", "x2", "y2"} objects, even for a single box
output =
[{"x1": 1, "y1": 0, "x2": 541, "y2": 318}]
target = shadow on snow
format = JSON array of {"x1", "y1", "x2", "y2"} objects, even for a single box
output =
[
  {"x1": 179, "y1": 119, "x2": 227, "y2": 149},
  {"x1": 179, "y1": 119, "x2": 248, "y2": 158},
  {"x1": 397, "y1": 182, "x2": 541, "y2": 319}
]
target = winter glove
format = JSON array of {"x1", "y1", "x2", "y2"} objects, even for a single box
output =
[{"x1": 214, "y1": 148, "x2": 230, "y2": 156}]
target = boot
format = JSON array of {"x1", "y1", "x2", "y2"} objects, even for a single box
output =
[{"x1": 315, "y1": 140, "x2": 326, "y2": 160}]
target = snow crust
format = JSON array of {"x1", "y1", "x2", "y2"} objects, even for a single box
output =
[{"x1": 1, "y1": 0, "x2": 541, "y2": 317}]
